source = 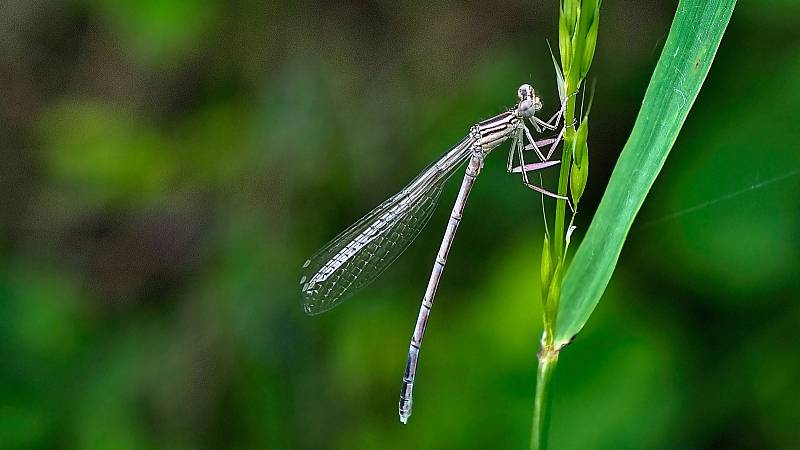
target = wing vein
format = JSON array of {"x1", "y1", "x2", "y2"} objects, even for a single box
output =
[{"x1": 300, "y1": 136, "x2": 475, "y2": 314}]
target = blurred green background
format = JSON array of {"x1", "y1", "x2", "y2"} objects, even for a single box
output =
[{"x1": 2, "y1": 1, "x2": 799, "y2": 448}]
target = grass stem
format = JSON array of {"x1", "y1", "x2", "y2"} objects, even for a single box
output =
[
  {"x1": 530, "y1": 342, "x2": 559, "y2": 450},
  {"x1": 553, "y1": 81, "x2": 578, "y2": 273},
  {"x1": 531, "y1": 0, "x2": 600, "y2": 447}
]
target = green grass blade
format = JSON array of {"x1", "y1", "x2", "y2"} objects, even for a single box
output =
[{"x1": 554, "y1": 0, "x2": 737, "y2": 346}]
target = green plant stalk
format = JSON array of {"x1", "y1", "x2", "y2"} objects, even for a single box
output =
[
  {"x1": 531, "y1": 75, "x2": 577, "y2": 450},
  {"x1": 532, "y1": 1, "x2": 599, "y2": 448},
  {"x1": 550, "y1": 0, "x2": 591, "y2": 338},
  {"x1": 551, "y1": 79, "x2": 578, "y2": 305},
  {"x1": 530, "y1": 63, "x2": 575, "y2": 450},
  {"x1": 552, "y1": 69, "x2": 581, "y2": 260},
  {"x1": 530, "y1": 349, "x2": 559, "y2": 450}
]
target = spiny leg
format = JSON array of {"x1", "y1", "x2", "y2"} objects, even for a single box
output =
[
  {"x1": 506, "y1": 129, "x2": 521, "y2": 173},
  {"x1": 512, "y1": 130, "x2": 562, "y2": 173},
  {"x1": 544, "y1": 126, "x2": 565, "y2": 160},
  {"x1": 512, "y1": 125, "x2": 569, "y2": 200},
  {"x1": 534, "y1": 89, "x2": 579, "y2": 131},
  {"x1": 534, "y1": 108, "x2": 562, "y2": 131},
  {"x1": 522, "y1": 131, "x2": 563, "y2": 162},
  {"x1": 524, "y1": 125, "x2": 547, "y2": 161},
  {"x1": 525, "y1": 180, "x2": 568, "y2": 200},
  {"x1": 514, "y1": 130, "x2": 567, "y2": 200},
  {"x1": 511, "y1": 160, "x2": 560, "y2": 174},
  {"x1": 515, "y1": 124, "x2": 565, "y2": 171}
]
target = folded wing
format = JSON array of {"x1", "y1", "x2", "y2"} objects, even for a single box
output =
[{"x1": 300, "y1": 136, "x2": 474, "y2": 314}]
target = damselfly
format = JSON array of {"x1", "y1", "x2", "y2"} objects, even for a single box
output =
[{"x1": 300, "y1": 83, "x2": 568, "y2": 423}]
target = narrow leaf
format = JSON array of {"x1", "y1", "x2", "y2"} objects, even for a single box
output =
[
  {"x1": 548, "y1": 42, "x2": 567, "y2": 103},
  {"x1": 554, "y1": 0, "x2": 737, "y2": 347}
]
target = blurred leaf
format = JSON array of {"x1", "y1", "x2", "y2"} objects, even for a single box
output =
[
  {"x1": 0, "y1": 405, "x2": 46, "y2": 450},
  {"x1": 90, "y1": 0, "x2": 221, "y2": 65},
  {"x1": 555, "y1": 0, "x2": 737, "y2": 345},
  {"x1": 2, "y1": 264, "x2": 85, "y2": 362},
  {"x1": 38, "y1": 100, "x2": 176, "y2": 207},
  {"x1": 643, "y1": 55, "x2": 800, "y2": 301},
  {"x1": 74, "y1": 322, "x2": 175, "y2": 450},
  {"x1": 550, "y1": 291, "x2": 680, "y2": 449}
]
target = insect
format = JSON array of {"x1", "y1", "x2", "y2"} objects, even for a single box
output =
[{"x1": 300, "y1": 83, "x2": 568, "y2": 423}]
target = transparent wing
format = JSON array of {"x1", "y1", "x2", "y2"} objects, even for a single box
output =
[{"x1": 300, "y1": 136, "x2": 474, "y2": 315}]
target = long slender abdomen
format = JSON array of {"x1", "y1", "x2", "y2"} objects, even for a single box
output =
[{"x1": 398, "y1": 152, "x2": 483, "y2": 424}]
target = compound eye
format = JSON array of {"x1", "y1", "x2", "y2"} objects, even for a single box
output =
[{"x1": 517, "y1": 84, "x2": 534, "y2": 101}]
